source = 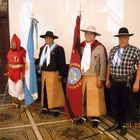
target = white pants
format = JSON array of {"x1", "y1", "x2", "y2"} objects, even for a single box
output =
[{"x1": 8, "y1": 78, "x2": 25, "y2": 100}]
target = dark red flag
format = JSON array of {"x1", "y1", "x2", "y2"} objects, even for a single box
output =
[{"x1": 64, "y1": 16, "x2": 82, "y2": 119}]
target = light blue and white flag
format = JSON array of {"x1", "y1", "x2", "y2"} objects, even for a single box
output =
[{"x1": 24, "y1": 18, "x2": 38, "y2": 106}]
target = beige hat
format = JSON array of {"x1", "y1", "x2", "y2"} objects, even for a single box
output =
[{"x1": 81, "y1": 26, "x2": 101, "y2": 36}]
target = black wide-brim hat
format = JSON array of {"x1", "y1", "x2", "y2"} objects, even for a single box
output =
[
  {"x1": 40, "y1": 31, "x2": 58, "y2": 39},
  {"x1": 114, "y1": 27, "x2": 134, "y2": 37}
]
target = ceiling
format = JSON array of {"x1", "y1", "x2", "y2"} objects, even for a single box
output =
[{"x1": 0, "y1": 0, "x2": 8, "y2": 11}]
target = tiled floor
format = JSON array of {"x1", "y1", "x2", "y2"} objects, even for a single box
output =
[{"x1": 0, "y1": 94, "x2": 140, "y2": 140}]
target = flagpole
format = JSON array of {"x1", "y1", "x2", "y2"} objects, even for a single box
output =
[
  {"x1": 30, "y1": 14, "x2": 39, "y2": 49},
  {"x1": 24, "y1": 14, "x2": 39, "y2": 106},
  {"x1": 30, "y1": 13, "x2": 39, "y2": 23},
  {"x1": 73, "y1": 7, "x2": 83, "y2": 125},
  {"x1": 77, "y1": 2, "x2": 84, "y2": 19},
  {"x1": 68, "y1": 6, "x2": 83, "y2": 123}
]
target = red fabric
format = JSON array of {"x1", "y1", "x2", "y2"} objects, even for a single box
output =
[
  {"x1": 81, "y1": 40, "x2": 101, "y2": 51},
  {"x1": 81, "y1": 40, "x2": 108, "y2": 62},
  {"x1": 64, "y1": 16, "x2": 82, "y2": 119},
  {"x1": 7, "y1": 34, "x2": 26, "y2": 83}
]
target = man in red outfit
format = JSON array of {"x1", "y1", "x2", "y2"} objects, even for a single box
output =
[{"x1": 7, "y1": 34, "x2": 26, "y2": 112}]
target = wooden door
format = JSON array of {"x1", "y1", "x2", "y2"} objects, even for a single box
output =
[{"x1": 0, "y1": 11, "x2": 10, "y2": 93}]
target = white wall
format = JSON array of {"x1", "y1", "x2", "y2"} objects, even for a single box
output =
[{"x1": 9, "y1": 0, "x2": 140, "y2": 63}]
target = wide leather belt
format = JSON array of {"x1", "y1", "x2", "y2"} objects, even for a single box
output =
[
  {"x1": 9, "y1": 64, "x2": 24, "y2": 69},
  {"x1": 112, "y1": 76, "x2": 133, "y2": 82}
]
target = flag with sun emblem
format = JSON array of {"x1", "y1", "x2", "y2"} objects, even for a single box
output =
[{"x1": 64, "y1": 16, "x2": 82, "y2": 119}]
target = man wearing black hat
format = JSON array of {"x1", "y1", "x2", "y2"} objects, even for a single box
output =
[
  {"x1": 38, "y1": 31, "x2": 66, "y2": 117},
  {"x1": 106, "y1": 27, "x2": 140, "y2": 135}
]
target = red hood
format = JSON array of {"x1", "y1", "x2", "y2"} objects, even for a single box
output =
[{"x1": 11, "y1": 34, "x2": 21, "y2": 51}]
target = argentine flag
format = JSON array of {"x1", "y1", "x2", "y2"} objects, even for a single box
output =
[{"x1": 24, "y1": 19, "x2": 38, "y2": 106}]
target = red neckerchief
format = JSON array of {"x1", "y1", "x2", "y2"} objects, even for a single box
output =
[
  {"x1": 81, "y1": 40, "x2": 101, "y2": 52},
  {"x1": 81, "y1": 40, "x2": 108, "y2": 62}
]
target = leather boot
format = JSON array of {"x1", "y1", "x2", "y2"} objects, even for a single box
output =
[
  {"x1": 120, "y1": 125, "x2": 127, "y2": 136},
  {"x1": 19, "y1": 100, "x2": 26, "y2": 113},
  {"x1": 73, "y1": 117, "x2": 87, "y2": 125},
  {"x1": 13, "y1": 97, "x2": 19, "y2": 105},
  {"x1": 92, "y1": 117, "x2": 100, "y2": 128}
]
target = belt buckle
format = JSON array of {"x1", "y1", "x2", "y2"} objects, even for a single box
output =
[{"x1": 113, "y1": 77, "x2": 126, "y2": 82}]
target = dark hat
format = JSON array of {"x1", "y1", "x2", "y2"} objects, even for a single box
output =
[
  {"x1": 40, "y1": 31, "x2": 58, "y2": 39},
  {"x1": 114, "y1": 27, "x2": 134, "y2": 37}
]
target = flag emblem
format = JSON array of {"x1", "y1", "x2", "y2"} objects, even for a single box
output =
[{"x1": 68, "y1": 63, "x2": 82, "y2": 88}]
